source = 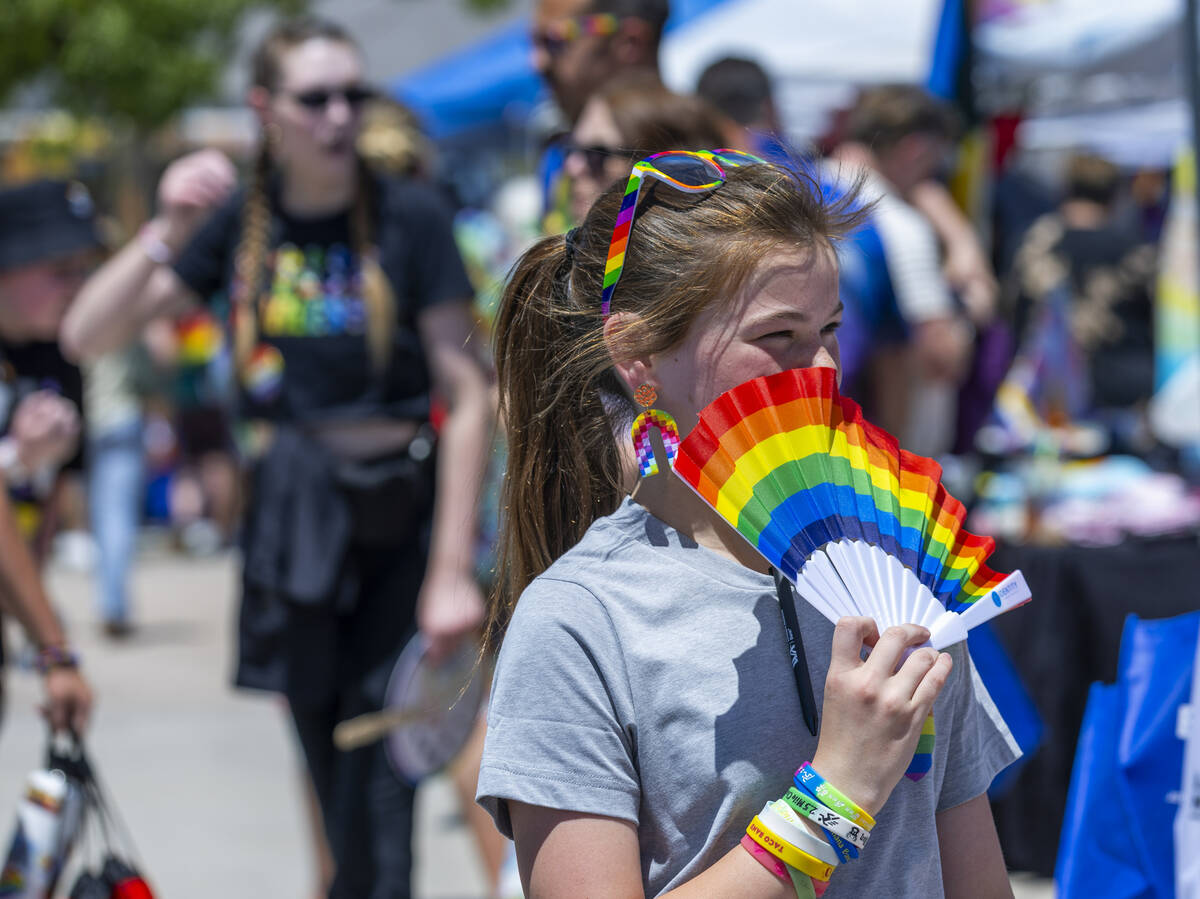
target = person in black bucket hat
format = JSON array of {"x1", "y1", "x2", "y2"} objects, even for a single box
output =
[
  {"x1": 0, "y1": 179, "x2": 98, "y2": 541},
  {"x1": 0, "y1": 179, "x2": 103, "y2": 341},
  {"x1": 0, "y1": 178, "x2": 96, "y2": 736},
  {"x1": 0, "y1": 179, "x2": 101, "y2": 269}
]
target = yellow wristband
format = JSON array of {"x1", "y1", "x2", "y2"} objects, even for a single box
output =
[{"x1": 746, "y1": 816, "x2": 836, "y2": 881}]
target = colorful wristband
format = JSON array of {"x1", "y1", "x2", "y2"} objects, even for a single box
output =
[
  {"x1": 760, "y1": 802, "x2": 841, "y2": 867},
  {"x1": 746, "y1": 816, "x2": 836, "y2": 881},
  {"x1": 782, "y1": 787, "x2": 870, "y2": 849},
  {"x1": 794, "y1": 763, "x2": 876, "y2": 830},
  {"x1": 820, "y1": 825, "x2": 858, "y2": 864},
  {"x1": 786, "y1": 865, "x2": 818, "y2": 899},
  {"x1": 772, "y1": 796, "x2": 858, "y2": 863},
  {"x1": 35, "y1": 646, "x2": 79, "y2": 675},
  {"x1": 740, "y1": 833, "x2": 790, "y2": 883},
  {"x1": 791, "y1": 781, "x2": 867, "y2": 862},
  {"x1": 777, "y1": 787, "x2": 864, "y2": 864}
]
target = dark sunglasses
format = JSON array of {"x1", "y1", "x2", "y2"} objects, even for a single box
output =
[
  {"x1": 286, "y1": 85, "x2": 375, "y2": 111},
  {"x1": 562, "y1": 139, "x2": 635, "y2": 178}
]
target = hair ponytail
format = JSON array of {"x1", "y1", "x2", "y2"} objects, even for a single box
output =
[
  {"x1": 486, "y1": 234, "x2": 627, "y2": 649},
  {"x1": 351, "y1": 155, "x2": 395, "y2": 375}
]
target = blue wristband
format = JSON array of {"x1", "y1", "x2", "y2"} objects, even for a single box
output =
[
  {"x1": 793, "y1": 763, "x2": 876, "y2": 830},
  {"x1": 792, "y1": 780, "x2": 860, "y2": 861}
]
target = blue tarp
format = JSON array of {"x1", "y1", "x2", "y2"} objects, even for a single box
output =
[
  {"x1": 1056, "y1": 612, "x2": 1198, "y2": 899},
  {"x1": 392, "y1": 0, "x2": 737, "y2": 139}
]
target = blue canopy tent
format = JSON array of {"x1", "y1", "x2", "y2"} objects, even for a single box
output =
[{"x1": 392, "y1": 18, "x2": 542, "y2": 141}]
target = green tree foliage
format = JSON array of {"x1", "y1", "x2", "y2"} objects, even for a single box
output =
[
  {"x1": 0, "y1": 0, "x2": 307, "y2": 130},
  {"x1": 461, "y1": 0, "x2": 514, "y2": 11}
]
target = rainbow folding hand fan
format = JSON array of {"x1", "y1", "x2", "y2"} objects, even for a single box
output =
[{"x1": 673, "y1": 367, "x2": 1032, "y2": 652}]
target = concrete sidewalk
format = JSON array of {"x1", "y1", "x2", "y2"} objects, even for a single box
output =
[
  {"x1": 0, "y1": 549, "x2": 488, "y2": 899},
  {"x1": 0, "y1": 548, "x2": 1054, "y2": 898}
]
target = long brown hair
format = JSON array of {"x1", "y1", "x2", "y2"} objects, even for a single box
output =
[
  {"x1": 487, "y1": 160, "x2": 865, "y2": 652},
  {"x1": 234, "y1": 17, "x2": 394, "y2": 378}
]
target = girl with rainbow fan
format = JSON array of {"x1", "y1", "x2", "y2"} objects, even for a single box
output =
[{"x1": 478, "y1": 150, "x2": 1019, "y2": 897}]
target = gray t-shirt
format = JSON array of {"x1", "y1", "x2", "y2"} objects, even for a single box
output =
[{"x1": 478, "y1": 497, "x2": 1020, "y2": 897}]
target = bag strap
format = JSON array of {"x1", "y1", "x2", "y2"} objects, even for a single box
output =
[{"x1": 53, "y1": 731, "x2": 145, "y2": 869}]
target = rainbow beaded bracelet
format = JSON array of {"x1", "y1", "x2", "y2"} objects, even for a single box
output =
[{"x1": 35, "y1": 646, "x2": 79, "y2": 675}]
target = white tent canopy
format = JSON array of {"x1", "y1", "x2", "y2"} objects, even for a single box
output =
[
  {"x1": 975, "y1": 0, "x2": 1188, "y2": 166},
  {"x1": 976, "y1": 0, "x2": 1180, "y2": 74}
]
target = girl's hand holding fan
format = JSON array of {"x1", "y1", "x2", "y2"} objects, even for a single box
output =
[{"x1": 812, "y1": 619, "x2": 953, "y2": 816}]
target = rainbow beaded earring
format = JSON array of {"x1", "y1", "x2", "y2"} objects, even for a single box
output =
[{"x1": 630, "y1": 384, "x2": 680, "y2": 477}]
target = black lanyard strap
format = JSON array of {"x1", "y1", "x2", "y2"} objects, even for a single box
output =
[{"x1": 772, "y1": 567, "x2": 818, "y2": 736}]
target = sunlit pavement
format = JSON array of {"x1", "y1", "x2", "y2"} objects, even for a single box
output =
[
  {"x1": 0, "y1": 547, "x2": 486, "y2": 898},
  {"x1": 0, "y1": 545, "x2": 1053, "y2": 898}
]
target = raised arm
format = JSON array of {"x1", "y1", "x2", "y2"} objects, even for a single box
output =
[{"x1": 60, "y1": 149, "x2": 237, "y2": 361}]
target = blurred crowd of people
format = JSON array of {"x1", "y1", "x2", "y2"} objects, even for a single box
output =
[{"x1": 0, "y1": 0, "x2": 1184, "y2": 896}]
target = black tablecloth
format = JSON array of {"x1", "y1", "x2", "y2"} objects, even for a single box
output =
[{"x1": 988, "y1": 533, "x2": 1200, "y2": 876}]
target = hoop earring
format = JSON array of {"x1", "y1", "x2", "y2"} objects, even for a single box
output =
[{"x1": 630, "y1": 384, "x2": 679, "y2": 478}]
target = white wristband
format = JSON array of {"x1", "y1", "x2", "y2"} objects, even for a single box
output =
[
  {"x1": 783, "y1": 786, "x2": 871, "y2": 848},
  {"x1": 137, "y1": 222, "x2": 173, "y2": 265},
  {"x1": 758, "y1": 801, "x2": 841, "y2": 867},
  {"x1": 0, "y1": 437, "x2": 29, "y2": 484}
]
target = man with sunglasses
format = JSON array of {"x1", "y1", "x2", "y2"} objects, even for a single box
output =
[{"x1": 532, "y1": 0, "x2": 668, "y2": 125}]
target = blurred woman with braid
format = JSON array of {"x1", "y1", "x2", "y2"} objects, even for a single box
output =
[{"x1": 61, "y1": 16, "x2": 492, "y2": 898}]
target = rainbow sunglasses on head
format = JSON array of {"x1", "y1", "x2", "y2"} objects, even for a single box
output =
[
  {"x1": 600, "y1": 149, "x2": 766, "y2": 319},
  {"x1": 533, "y1": 13, "x2": 620, "y2": 58}
]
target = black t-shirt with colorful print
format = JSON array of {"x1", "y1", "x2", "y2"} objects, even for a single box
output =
[{"x1": 172, "y1": 175, "x2": 472, "y2": 424}]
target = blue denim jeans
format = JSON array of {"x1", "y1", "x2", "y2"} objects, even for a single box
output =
[{"x1": 87, "y1": 418, "x2": 144, "y2": 624}]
